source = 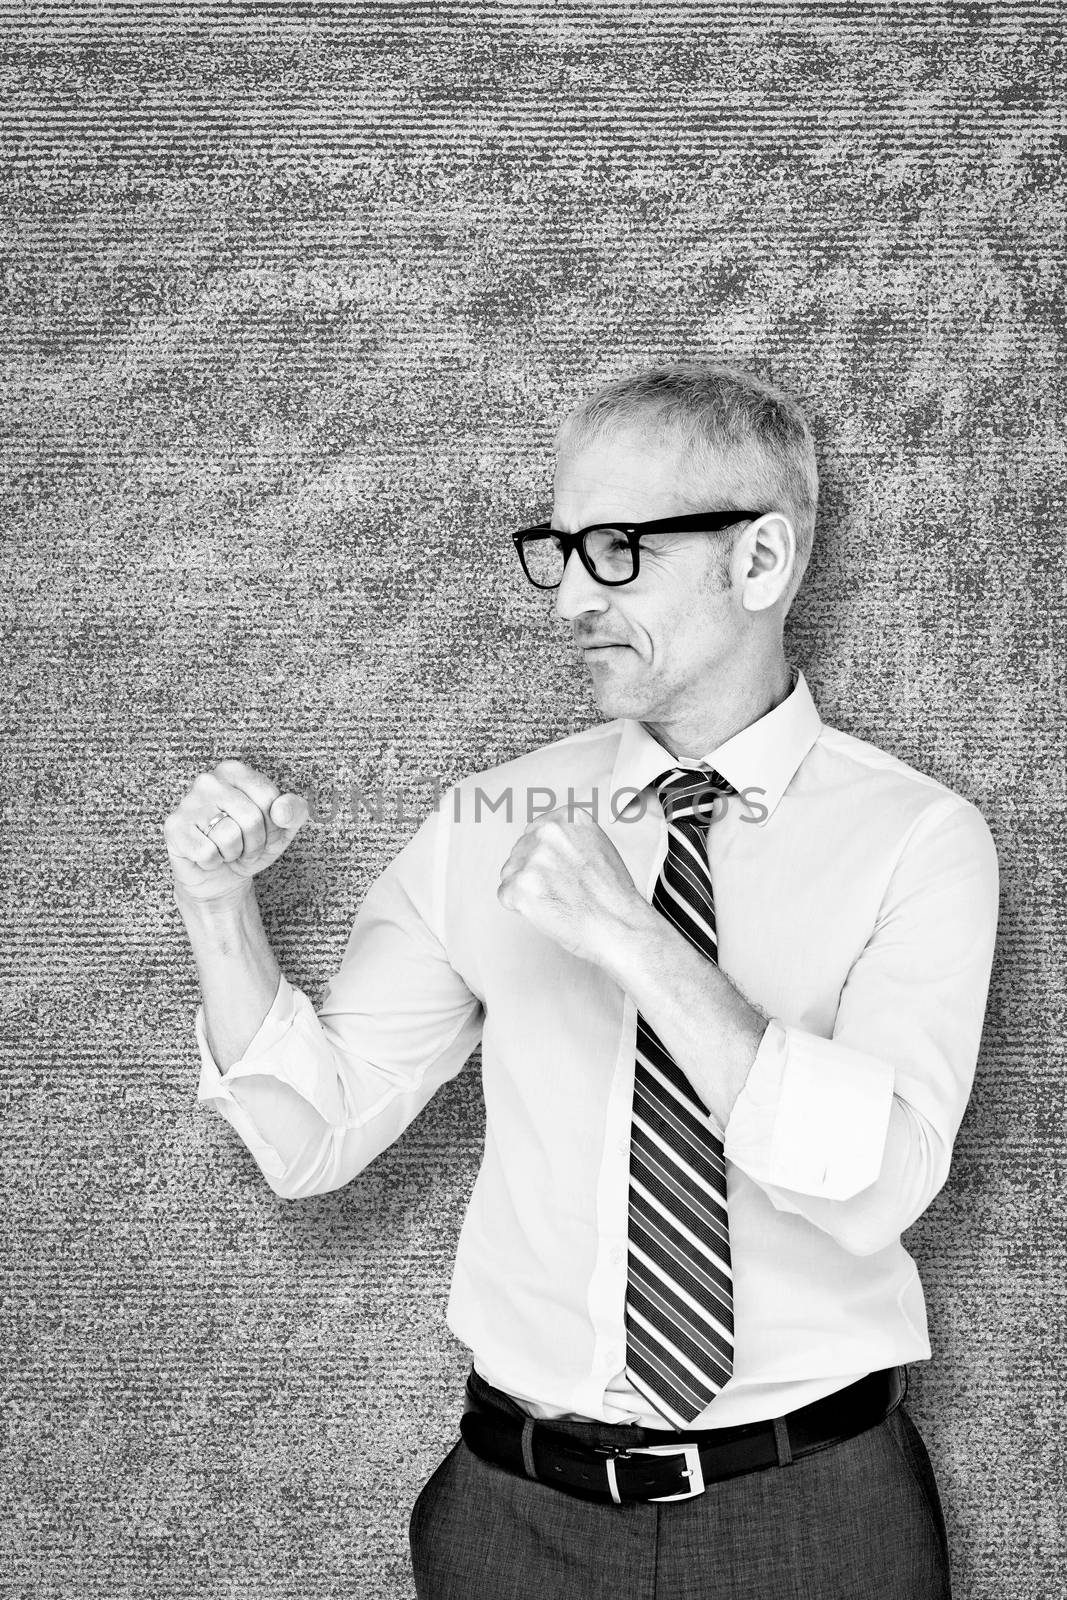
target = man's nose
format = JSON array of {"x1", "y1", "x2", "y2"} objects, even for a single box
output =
[{"x1": 554, "y1": 550, "x2": 609, "y2": 622}]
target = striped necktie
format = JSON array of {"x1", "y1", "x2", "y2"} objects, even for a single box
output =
[{"x1": 624, "y1": 766, "x2": 735, "y2": 1427}]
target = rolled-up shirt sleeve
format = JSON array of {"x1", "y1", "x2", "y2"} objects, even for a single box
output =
[
  {"x1": 724, "y1": 795, "x2": 999, "y2": 1254},
  {"x1": 196, "y1": 801, "x2": 484, "y2": 1199}
]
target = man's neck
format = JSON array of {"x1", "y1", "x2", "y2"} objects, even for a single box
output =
[{"x1": 641, "y1": 655, "x2": 795, "y2": 761}]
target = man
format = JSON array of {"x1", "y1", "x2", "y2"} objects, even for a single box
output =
[{"x1": 166, "y1": 362, "x2": 999, "y2": 1599}]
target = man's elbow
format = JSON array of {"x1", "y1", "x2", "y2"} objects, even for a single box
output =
[
  {"x1": 252, "y1": 1133, "x2": 344, "y2": 1201},
  {"x1": 825, "y1": 1209, "x2": 907, "y2": 1258},
  {"x1": 819, "y1": 1139, "x2": 953, "y2": 1258},
  {"x1": 263, "y1": 1169, "x2": 313, "y2": 1202}
]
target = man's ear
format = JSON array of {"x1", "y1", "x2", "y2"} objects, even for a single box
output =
[{"x1": 739, "y1": 514, "x2": 795, "y2": 612}]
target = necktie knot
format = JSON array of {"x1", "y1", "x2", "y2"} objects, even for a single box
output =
[{"x1": 654, "y1": 766, "x2": 735, "y2": 829}]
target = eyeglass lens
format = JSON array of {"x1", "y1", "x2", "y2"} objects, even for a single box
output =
[{"x1": 523, "y1": 528, "x2": 635, "y2": 588}]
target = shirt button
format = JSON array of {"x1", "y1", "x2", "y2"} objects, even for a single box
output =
[{"x1": 610, "y1": 1245, "x2": 625, "y2": 1266}]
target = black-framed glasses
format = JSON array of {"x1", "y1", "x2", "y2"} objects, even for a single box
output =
[{"x1": 512, "y1": 510, "x2": 767, "y2": 590}]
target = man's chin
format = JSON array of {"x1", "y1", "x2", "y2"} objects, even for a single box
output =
[{"x1": 583, "y1": 654, "x2": 648, "y2": 720}]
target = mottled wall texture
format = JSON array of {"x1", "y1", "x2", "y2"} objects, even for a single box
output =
[{"x1": 3, "y1": 2, "x2": 1064, "y2": 1597}]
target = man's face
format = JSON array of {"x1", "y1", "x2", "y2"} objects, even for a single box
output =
[{"x1": 551, "y1": 428, "x2": 749, "y2": 730}]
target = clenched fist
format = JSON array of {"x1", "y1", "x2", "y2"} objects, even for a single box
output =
[
  {"x1": 497, "y1": 805, "x2": 652, "y2": 967},
  {"x1": 163, "y1": 758, "x2": 309, "y2": 905}
]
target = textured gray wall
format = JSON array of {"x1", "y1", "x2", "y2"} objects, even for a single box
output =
[{"x1": 3, "y1": 3, "x2": 1064, "y2": 1597}]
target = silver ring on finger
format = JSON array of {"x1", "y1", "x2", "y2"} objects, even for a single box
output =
[{"x1": 200, "y1": 809, "x2": 230, "y2": 836}]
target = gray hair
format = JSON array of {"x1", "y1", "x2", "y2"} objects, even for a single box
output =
[{"x1": 556, "y1": 361, "x2": 819, "y2": 608}]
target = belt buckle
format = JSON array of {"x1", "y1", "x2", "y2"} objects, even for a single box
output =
[{"x1": 605, "y1": 1441, "x2": 706, "y2": 1504}]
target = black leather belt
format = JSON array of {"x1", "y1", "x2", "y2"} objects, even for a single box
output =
[{"x1": 460, "y1": 1366, "x2": 907, "y2": 1505}]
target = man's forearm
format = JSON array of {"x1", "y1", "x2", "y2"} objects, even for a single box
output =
[
  {"x1": 175, "y1": 883, "x2": 283, "y2": 1071},
  {"x1": 494, "y1": 806, "x2": 768, "y2": 1127},
  {"x1": 602, "y1": 909, "x2": 768, "y2": 1131}
]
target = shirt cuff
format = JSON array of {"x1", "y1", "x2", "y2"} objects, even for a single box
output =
[
  {"x1": 194, "y1": 972, "x2": 346, "y2": 1125},
  {"x1": 724, "y1": 1019, "x2": 896, "y2": 1200}
]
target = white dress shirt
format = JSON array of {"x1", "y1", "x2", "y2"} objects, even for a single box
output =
[{"x1": 195, "y1": 669, "x2": 999, "y2": 1430}]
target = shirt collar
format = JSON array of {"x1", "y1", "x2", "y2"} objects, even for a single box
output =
[{"x1": 608, "y1": 666, "x2": 822, "y2": 828}]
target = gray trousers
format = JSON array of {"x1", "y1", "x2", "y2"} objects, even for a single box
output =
[{"x1": 409, "y1": 1376, "x2": 951, "y2": 1600}]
